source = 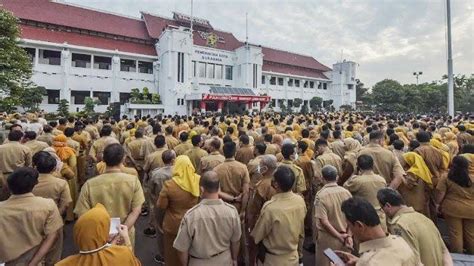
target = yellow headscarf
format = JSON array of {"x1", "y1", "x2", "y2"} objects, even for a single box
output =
[
  {"x1": 52, "y1": 134, "x2": 76, "y2": 161},
  {"x1": 430, "y1": 139, "x2": 450, "y2": 169},
  {"x1": 172, "y1": 155, "x2": 200, "y2": 197},
  {"x1": 344, "y1": 138, "x2": 362, "y2": 170},
  {"x1": 403, "y1": 152, "x2": 433, "y2": 187},
  {"x1": 395, "y1": 132, "x2": 409, "y2": 146}
]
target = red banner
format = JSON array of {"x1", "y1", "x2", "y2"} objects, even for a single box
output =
[{"x1": 202, "y1": 94, "x2": 271, "y2": 102}]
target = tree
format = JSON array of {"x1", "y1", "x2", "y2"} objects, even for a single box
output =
[
  {"x1": 18, "y1": 84, "x2": 46, "y2": 112},
  {"x1": 371, "y1": 79, "x2": 406, "y2": 112},
  {"x1": 151, "y1": 93, "x2": 161, "y2": 104},
  {"x1": 57, "y1": 99, "x2": 70, "y2": 117},
  {"x1": 300, "y1": 104, "x2": 309, "y2": 114},
  {"x1": 83, "y1": 97, "x2": 99, "y2": 115},
  {"x1": 0, "y1": 9, "x2": 32, "y2": 94},
  {"x1": 309, "y1": 96, "x2": 323, "y2": 112},
  {"x1": 130, "y1": 88, "x2": 141, "y2": 103},
  {"x1": 323, "y1": 99, "x2": 334, "y2": 109},
  {"x1": 355, "y1": 79, "x2": 369, "y2": 102},
  {"x1": 293, "y1": 98, "x2": 303, "y2": 108}
]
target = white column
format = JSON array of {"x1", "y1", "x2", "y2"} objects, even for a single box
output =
[
  {"x1": 61, "y1": 49, "x2": 71, "y2": 109},
  {"x1": 111, "y1": 55, "x2": 120, "y2": 103}
]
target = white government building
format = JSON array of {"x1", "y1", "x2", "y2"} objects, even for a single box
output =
[{"x1": 2, "y1": 0, "x2": 357, "y2": 116}]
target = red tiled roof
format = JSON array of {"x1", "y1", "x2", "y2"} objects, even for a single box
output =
[
  {"x1": 1, "y1": 0, "x2": 151, "y2": 40},
  {"x1": 20, "y1": 24, "x2": 156, "y2": 56},
  {"x1": 142, "y1": 12, "x2": 243, "y2": 51},
  {"x1": 262, "y1": 61, "x2": 329, "y2": 80},
  {"x1": 262, "y1": 47, "x2": 331, "y2": 72}
]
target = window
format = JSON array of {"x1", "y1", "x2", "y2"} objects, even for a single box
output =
[
  {"x1": 139, "y1": 61, "x2": 153, "y2": 74},
  {"x1": 271, "y1": 99, "x2": 276, "y2": 107},
  {"x1": 177, "y1": 98, "x2": 181, "y2": 105},
  {"x1": 46, "y1": 90, "x2": 59, "y2": 104},
  {"x1": 192, "y1": 61, "x2": 197, "y2": 77},
  {"x1": 310, "y1": 81, "x2": 315, "y2": 88},
  {"x1": 288, "y1": 99, "x2": 293, "y2": 107},
  {"x1": 318, "y1": 82, "x2": 322, "y2": 89},
  {"x1": 72, "y1": 53, "x2": 91, "y2": 68},
  {"x1": 94, "y1": 56, "x2": 112, "y2": 70},
  {"x1": 225, "y1": 65, "x2": 233, "y2": 80},
  {"x1": 93, "y1": 91, "x2": 111, "y2": 105},
  {"x1": 39, "y1": 49, "x2": 61, "y2": 65},
  {"x1": 216, "y1": 64, "x2": 223, "y2": 79},
  {"x1": 71, "y1": 90, "x2": 90, "y2": 104},
  {"x1": 181, "y1": 99, "x2": 184, "y2": 105},
  {"x1": 120, "y1": 59, "x2": 136, "y2": 72},
  {"x1": 288, "y1": 79, "x2": 294, "y2": 87},
  {"x1": 348, "y1": 84, "x2": 354, "y2": 90},
  {"x1": 199, "y1": 62, "x2": 206, "y2": 78},
  {"x1": 262, "y1": 75, "x2": 266, "y2": 84},
  {"x1": 176, "y1": 98, "x2": 185, "y2": 106},
  {"x1": 207, "y1": 63, "x2": 215, "y2": 79},
  {"x1": 270, "y1": 77, "x2": 276, "y2": 85},
  {"x1": 303, "y1": 81, "x2": 309, "y2": 88},
  {"x1": 253, "y1": 64, "x2": 258, "y2": 88},
  {"x1": 323, "y1": 83, "x2": 328, "y2": 90},
  {"x1": 278, "y1": 77, "x2": 284, "y2": 86},
  {"x1": 177, "y1": 53, "x2": 184, "y2": 82},
  {"x1": 24, "y1": 48, "x2": 35, "y2": 63},
  {"x1": 303, "y1": 100, "x2": 308, "y2": 106},
  {"x1": 120, "y1": 93, "x2": 131, "y2": 104},
  {"x1": 295, "y1": 79, "x2": 300, "y2": 87}
]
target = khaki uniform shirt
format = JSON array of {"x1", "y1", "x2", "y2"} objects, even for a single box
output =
[
  {"x1": 74, "y1": 172, "x2": 145, "y2": 223},
  {"x1": 143, "y1": 147, "x2": 167, "y2": 174},
  {"x1": 126, "y1": 137, "x2": 148, "y2": 162},
  {"x1": 279, "y1": 159, "x2": 307, "y2": 193},
  {"x1": 265, "y1": 143, "x2": 280, "y2": 155},
  {"x1": 247, "y1": 155, "x2": 264, "y2": 188},
  {"x1": 214, "y1": 158, "x2": 251, "y2": 197},
  {"x1": 67, "y1": 138, "x2": 80, "y2": 156},
  {"x1": 235, "y1": 144, "x2": 255, "y2": 165},
  {"x1": 343, "y1": 172, "x2": 387, "y2": 208},
  {"x1": 358, "y1": 143, "x2": 405, "y2": 184},
  {"x1": 247, "y1": 176, "x2": 276, "y2": 230},
  {"x1": 313, "y1": 150, "x2": 343, "y2": 183},
  {"x1": 251, "y1": 192, "x2": 306, "y2": 258},
  {"x1": 23, "y1": 140, "x2": 49, "y2": 156},
  {"x1": 358, "y1": 235, "x2": 422, "y2": 265},
  {"x1": 173, "y1": 199, "x2": 241, "y2": 260},
  {"x1": 436, "y1": 176, "x2": 474, "y2": 219},
  {"x1": 200, "y1": 151, "x2": 225, "y2": 173},
  {"x1": 32, "y1": 173, "x2": 72, "y2": 212},
  {"x1": 314, "y1": 183, "x2": 352, "y2": 234},
  {"x1": 37, "y1": 133, "x2": 54, "y2": 146},
  {"x1": 89, "y1": 136, "x2": 118, "y2": 161},
  {"x1": 0, "y1": 141, "x2": 32, "y2": 173},
  {"x1": 0, "y1": 193, "x2": 63, "y2": 263},
  {"x1": 174, "y1": 142, "x2": 194, "y2": 156},
  {"x1": 295, "y1": 154, "x2": 315, "y2": 191},
  {"x1": 72, "y1": 131, "x2": 90, "y2": 155},
  {"x1": 84, "y1": 125, "x2": 99, "y2": 140},
  {"x1": 415, "y1": 143, "x2": 444, "y2": 182},
  {"x1": 165, "y1": 135, "x2": 180, "y2": 150},
  {"x1": 330, "y1": 139, "x2": 346, "y2": 160},
  {"x1": 388, "y1": 206, "x2": 445, "y2": 266},
  {"x1": 184, "y1": 147, "x2": 208, "y2": 174},
  {"x1": 148, "y1": 166, "x2": 173, "y2": 204}
]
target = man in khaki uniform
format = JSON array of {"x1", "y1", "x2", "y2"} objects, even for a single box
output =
[
  {"x1": 313, "y1": 165, "x2": 352, "y2": 266},
  {"x1": 174, "y1": 132, "x2": 193, "y2": 156},
  {"x1": 313, "y1": 139, "x2": 343, "y2": 189},
  {"x1": 72, "y1": 123, "x2": 91, "y2": 186},
  {"x1": 23, "y1": 131, "x2": 49, "y2": 156},
  {"x1": 164, "y1": 126, "x2": 180, "y2": 150},
  {"x1": 89, "y1": 125, "x2": 118, "y2": 162},
  {"x1": 75, "y1": 143, "x2": 145, "y2": 247},
  {"x1": 264, "y1": 134, "x2": 280, "y2": 155},
  {"x1": 378, "y1": 188, "x2": 452, "y2": 266},
  {"x1": 125, "y1": 128, "x2": 148, "y2": 174},
  {"x1": 279, "y1": 143, "x2": 306, "y2": 194},
  {"x1": 64, "y1": 128, "x2": 80, "y2": 156},
  {"x1": 184, "y1": 135, "x2": 208, "y2": 174},
  {"x1": 84, "y1": 119, "x2": 99, "y2": 140},
  {"x1": 235, "y1": 134, "x2": 255, "y2": 165},
  {"x1": 37, "y1": 125, "x2": 54, "y2": 146},
  {"x1": 0, "y1": 167, "x2": 63, "y2": 265},
  {"x1": 200, "y1": 137, "x2": 225, "y2": 173},
  {"x1": 247, "y1": 142, "x2": 267, "y2": 188},
  {"x1": 337, "y1": 197, "x2": 421, "y2": 265},
  {"x1": 358, "y1": 130, "x2": 405, "y2": 189},
  {"x1": 143, "y1": 135, "x2": 168, "y2": 175},
  {"x1": 32, "y1": 151, "x2": 72, "y2": 265},
  {"x1": 343, "y1": 154, "x2": 387, "y2": 231},
  {"x1": 251, "y1": 166, "x2": 306, "y2": 266},
  {"x1": 174, "y1": 171, "x2": 241, "y2": 266},
  {"x1": 329, "y1": 130, "x2": 345, "y2": 160},
  {"x1": 0, "y1": 131, "x2": 32, "y2": 200}
]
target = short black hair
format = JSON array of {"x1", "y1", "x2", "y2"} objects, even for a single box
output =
[
  {"x1": 59, "y1": 117, "x2": 67, "y2": 125},
  {"x1": 152, "y1": 124, "x2": 161, "y2": 135},
  {"x1": 341, "y1": 197, "x2": 380, "y2": 227},
  {"x1": 264, "y1": 134, "x2": 273, "y2": 143},
  {"x1": 392, "y1": 140, "x2": 404, "y2": 150},
  {"x1": 154, "y1": 135, "x2": 166, "y2": 148},
  {"x1": 273, "y1": 166, "x2": 295, "y2": 192},
  {"x1": 8, "y1": 130, "x2": 23, "y2": 141},
  {"x1": 461, "y1": 144, "x2": 474, "y2": 154},
  {"x1": 409, "y1": 140, "x2": 420, "y2": 151},
  {"x1": 416, "y1": 131, "x2": 431, "y2": 143},
  {"x1": 333, "y1": 130, "x2": 342, "y2": 139},
  {"x1": 315, "y1": 139, "x2": 328, "y2": 148},
  {"x1": 24, "y1": 131, "x2": 37, "y2": 140},
  {"x1": 100, "y1": 125, "x2": 112, "y2": 137},
  {"x1": 210, "y1": 138, "x2": 221, "y2": 150},
  {"x1": 162, "y1": 150, "x2": 176, "y2": 165},
  {"x1": 369, "y1": 130, "x2": 384, "y2": 141},
  {"x1": 255, "y1": 142, "x2": 267, "y2": 155},
  {"x1": 223, "y1": 141, "x2": 236, "y2": 159},
  {"x1": 377, "y1": 188, "x2": 404, "y2": 207},
  {"x1": 33, "y1": 151, "x2": 57, "y2": 173},
  {"x1": 43, "y1": 125, "x2": 52, "y2": 133},
  {"x1": 301, "y1": 129, "x2": 310, "y2": 138},
  {"x1": 7, "y1": 167, "x2": 39, "y2": 195},
  {"x1": 239, "y1": 134, "x2": 250, "y2": 145},
  {"x1": 320, "y1": 130, "x2": 330, "y2": 140},
  {"x1": 103, "y1": 143, "x2": 124, "y2": 166},
  {"x1": 297, "y1": 140, "x2": 308, "y2": 153},
  {"x1": 64, "y1": 127, "x2": 75, "y2": 137},
  {"x1": 179, "y1": 132, "x2": 189, "y2": 142},
  {"x1": 191, "y1": 134, "x2": 202, "y2": 146},
  {"x1": 357, "y1": 154, "x2": 374, "y2": 170},
  {"x1": 49, "y1": 121, "x2": 58, "y2": 127},
  {"x1": 281, "y1": 143, "x2": 295, "y2": 160},
  {"x1": 135, "y1": 128, "x2": 144, "y2": 138},
  {"x1": 165, "y1": 126, "x2": 173, "y2": 135},
  {"x1": 199, "y1": 171, "x2": 220, "y2": 193}
]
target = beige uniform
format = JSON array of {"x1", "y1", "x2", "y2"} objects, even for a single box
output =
[
  {"x1": 313, "y1": 183, "x2": 352, "y2": 266},
  {"x1": 184, "y1": 147, "x2": 208, "y2": 174},
  {"x1": 235, "y1": 144, "x2": 255, "y2": 165},
  {"x1": 329, "y1": 139, "x2": 345, "y2": 160},
  {"x1": 165, "y1": 135, "x2": 180, "y2": 150},
  {"x1": 213, "y1": 158, "x2": 250, "y2": 212},
  {"x1": 0, "y1": 141, "x2": 32, "y2": 200},
  {"x1": 126, "y1": 137, "x2": 148, "y2": 170},
  {"x1": 89, "y1": 136, "x2": 118, "y2": 162},
  {"x1": 279, "y1": 160, "x2": 307, "y2": 193},
  {"x1": 247, "y1": 155, "x2": 264, "y2": 188},
  {"x1": 66, "y1": 138, "x2": 80, "y2": 156},
  {"x1": 358, "y1": 235, "x2": 422, "y2": 265},
  {"x1": 143, "y1": 147, "x2": 167, "y2": 174},
  {"x1": 251, "y1": 192, "x2": 306, "y2": 266},
  {"x1": 74, "y1": 172, "x2": 145, "y2": 247},
  {"x1": 313, "y1": 150, "x2": 343, "y2": 186},
  {"x1": 174, "y1": 142, "x2": 194, "y2": 156},
  {"x1": 0, "y1": 193, "x2": 63, "y2": 264},
  {"x1": 388, "y1": 206, "x2": 446, "y2": 266},
  {"x1": 200, "y1": 151, "x2": 225, "y2": 173},
  {"x1": 24, "y1": 140, "x2": 49, "y2": 156},
  {"x1": 358, "y1": 143, "x2": 405, "y2": 184},
  {"x1": 37, "y1": 133, "x2": 54, "y2": 146},
  {"x1": 173, "y1": 199, "x2": 242, "y2": 266},
  {"x1": 264, "y1": 143, "x2": 280, "y2": 155}
]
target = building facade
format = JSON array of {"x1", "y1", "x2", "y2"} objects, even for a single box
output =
[{"x1": 2, "y1": 0, "x2": 357, "y2": 115}]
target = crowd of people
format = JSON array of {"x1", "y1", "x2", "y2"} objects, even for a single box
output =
[{"x1": 0, "y1": 111, "x2": 473, "y2": 266}]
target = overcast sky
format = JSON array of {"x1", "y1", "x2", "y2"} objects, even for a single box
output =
[{"x1": 68, "y1": 0, "x2": 473, "y2": 87}]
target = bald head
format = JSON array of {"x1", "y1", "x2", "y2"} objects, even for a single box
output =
[{"x1": 200, "y1": 171, "x2": 220, "y2": 193}]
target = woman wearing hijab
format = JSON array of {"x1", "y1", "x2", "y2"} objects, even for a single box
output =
[
  {"x1": 398, "y1": 152, "x2": 433, "y2": 218},
  {"x1": 157, "y1": 155, "x2": 200, "y2": 265},
  {"x1": 338, "y1": 138, "x2": 361, "y2": 185},
  {"x1": 56, "y1": 203, "x2": 141, "y2": 265},
  {"x1": 52, "y1": 134, "x2": 78, "y2": 222}
]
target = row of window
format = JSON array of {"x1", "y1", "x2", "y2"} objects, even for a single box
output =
[
  {"x1": 24, "y1": 48, "x2": 153, "y2": 74},
  {"x1": 192, "y1": 61, "x2": 233, "y2": 80},
  {"x1": 270, "y1": 99, "x2": 310, "y2": 108},
  {"x1": 262, "y1": 76, "x2": 328, "y2": 89}
]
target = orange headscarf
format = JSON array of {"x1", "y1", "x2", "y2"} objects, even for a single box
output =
[
  {"x1": 56, "y1": 203, "x2": 141, "y2": 266},
  {"x1": 52, "y1": 134, "x2": 76, "y2": 161}
]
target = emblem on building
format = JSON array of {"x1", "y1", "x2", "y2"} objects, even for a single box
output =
[{"x1": 206, "y1": 33, "x2": 218, "y2": 48}]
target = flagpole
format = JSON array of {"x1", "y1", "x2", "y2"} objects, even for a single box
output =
[{"x1": 446, "y1": 0, "x2": 454, "y2": 116}]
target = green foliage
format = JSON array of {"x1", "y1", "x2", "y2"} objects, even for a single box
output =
[
  {"x1": 0, "y1": 96, "x2": 17, "y2": 113},
  {"x1": 356, "y1": 79, "x2": 369, "y2": 103},
  {"x1": 18, "y1": 84, "x2": 46, "y2": 112},
  {"x1": 151, "y1": 93, "x2": 161, "y2": 104},
  {"x1": 0, "y1": 9, "x2": 32, "y2": 94},
  {"x1": 293, "y1": 98, "x2": 303, "y2": 108},
  {"x1": 323, "y1": 99, "x2": 334, "y2": 108},
  {"x1": 130, "y1": 88, "x2": 141, "y2": 103},
  {"x1": 130, "y1": 87, "x2": 159, "y2": 104},
  {"x1": 83, "y1": 97, "x2": 99, "y2": 115},
  {"x1": 57, "y1": 99, "x2": 70, "y2": 117},
  {"x1": 300, "y1": 104, "x2": 309, "y2": 114},
  {"x1": 340, "y1": 104, "x2": 353, "y2": 111},
  {"x1": 309, "y1": 96, "x2": 323, "y2": 112}
]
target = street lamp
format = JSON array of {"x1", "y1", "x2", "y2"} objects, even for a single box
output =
[{"x1": 413, "y1": 71, "x2": 423, "y2": 85}]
